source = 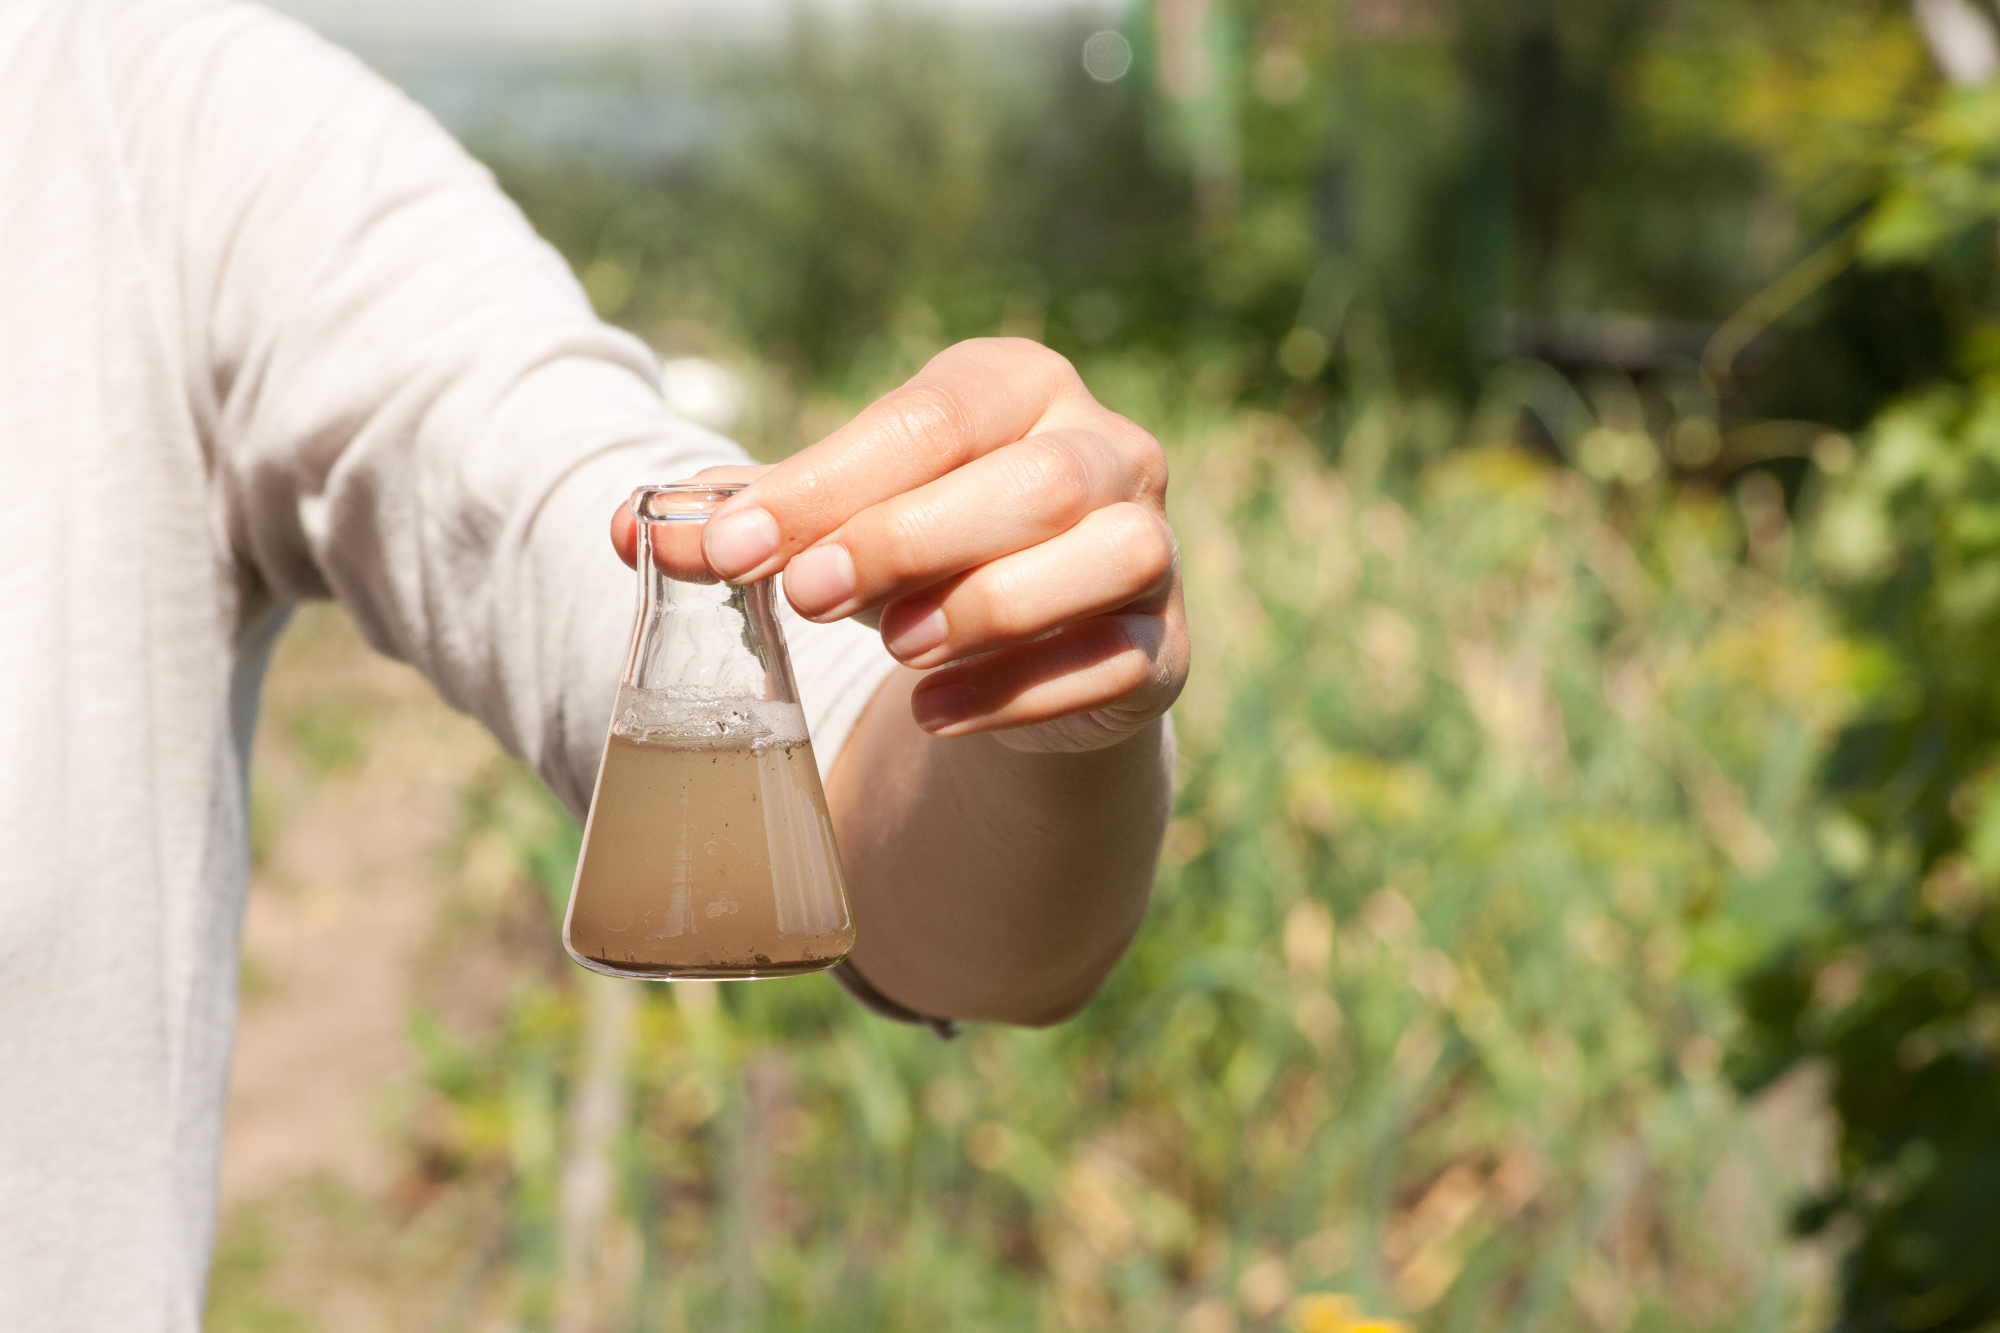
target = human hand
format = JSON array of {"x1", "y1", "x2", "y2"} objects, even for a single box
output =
[{"x1": 611, "y1": 339, "x2": 1187, "y2": 753}]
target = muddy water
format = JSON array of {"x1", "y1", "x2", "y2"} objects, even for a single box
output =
[{"x1": 564, "y1": 734, "x2": 854, "y2": 979}]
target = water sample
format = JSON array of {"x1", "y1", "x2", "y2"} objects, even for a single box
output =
[{"x1": 563, "y1": 483, "x2": 855, "y2": 980}]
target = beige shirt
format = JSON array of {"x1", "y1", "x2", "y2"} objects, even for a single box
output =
[{"x1": 0, "y1": 0, "x2": 895, "y2": 1324}]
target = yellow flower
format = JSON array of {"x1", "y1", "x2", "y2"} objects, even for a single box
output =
[
  {"x1": 1288, "y1": 1288, "x2": 1352, "y2": 1328},
  {"x1": 1287, "y1": 1293, "x2": 1414, "y2": 1333},
  {"x1": 1288, "y1": 1294, "x2": 1356, "y2": 1333}
]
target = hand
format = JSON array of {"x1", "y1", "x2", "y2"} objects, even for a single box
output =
[{"x1": 611, "y1": 339, "x2": 1188, "y2": 753}]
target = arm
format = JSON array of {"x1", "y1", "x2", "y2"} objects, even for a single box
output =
[{"x1": 614, "y1": 339, "x2": 1188, "y2": 1024}]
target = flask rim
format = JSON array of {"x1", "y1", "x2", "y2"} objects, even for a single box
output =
[{"x1": 633, "y1": 481, "x2": 746, "y2": 524}]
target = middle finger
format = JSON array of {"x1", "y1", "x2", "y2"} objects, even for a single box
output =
[
  {"x1": 878, "y1": 502, "x2": 1178, "y2": 668},
  {"x1": 781, "y1": 428, "x2": 1137, "y2": 621}
]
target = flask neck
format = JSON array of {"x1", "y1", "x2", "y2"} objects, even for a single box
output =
[{"x1": 624, "y1": 484, "x2": 801, "y2": 706}]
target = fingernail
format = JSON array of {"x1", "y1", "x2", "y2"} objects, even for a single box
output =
[
  {"x1": 704, "y1": 507, "x2": 779, "y2": 579},
  {"x1": 884, "y1": 607, "x2": 948, "y2": 662},
  {"x1": 783, "y1": 543, "x2": 856, "y2": 618},
  {"x1": 912, "y1": 682, "x2": 971, "y2": 732}
]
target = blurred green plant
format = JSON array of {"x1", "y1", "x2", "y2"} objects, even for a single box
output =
[
  {"x1": 493, "y1": 0, "x2": 1968, "y2": 436},
  {"x1": 206, "y1": 1208, "x2": 316, "y2": 1333},
  {"x1": 1730, "y1": 77, "x2": 2000, "y2": 1333}
]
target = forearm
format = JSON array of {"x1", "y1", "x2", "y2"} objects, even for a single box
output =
[{"x1": 826, "y1": 668, "x2": 1172, "y2": 1025}]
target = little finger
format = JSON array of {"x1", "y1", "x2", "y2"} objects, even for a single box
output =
[{"x1": 909, "y1": 612, "x2": 1178, "y2": 737}]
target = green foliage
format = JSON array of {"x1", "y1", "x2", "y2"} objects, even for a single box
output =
[
  {"x1": 493, "y1": 0, "x2": 1961, "y2": 429},
  {"x1": 1730, "y1": 69, "x2": 2000, "y2": 1333},
  {"x1": 459, "y1": 754, "x2": 583, "y2": 927},
  {"x1": 207, "y1": 1209, "x2": 318, "y2": 1333},
  {"x1": 1865, "y1": 87, "x2": 2000, "y2": 264},
  {"x1": 1736, "y1": 379, "x2": 2000, "y2": 1331},
  {"x1": 287, "y1": 703, "x2": 371, "y2": 778},
  {"x1": 496, "y1": 14, "x2": 1202, "y2": 390}
]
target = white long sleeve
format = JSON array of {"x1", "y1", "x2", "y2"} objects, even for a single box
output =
[{"x1": 0, "y1": 1, "x2": 894, "y2": 1326}]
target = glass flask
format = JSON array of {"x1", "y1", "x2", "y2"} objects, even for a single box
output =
[{"x1": 562, "y1": 482, "x2": 855, "y2": 980}]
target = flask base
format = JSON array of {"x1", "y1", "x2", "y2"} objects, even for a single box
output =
[{"x1": 565, "y1": 947, "x2": 852, "y2": 982}]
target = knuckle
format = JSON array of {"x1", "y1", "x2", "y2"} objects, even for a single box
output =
[
  {"x1": 890, "y1": 381, "x2": 982, "y2": 468},
  {"x1": 982, "y1": 333, "x2": 1069, "y2": 370},
  {"x1": 990, "y1": 337, "x2": 1081, "y2": 395},
  {"x1": 1100, "y1": 625, "x2": 1156, "y2": 697},
  {"x1": 925, "y1": 338, "x2": 985, "y2": 367},
  {"x1": 1091, "y1": 504, "x2": 1171, "y2": 590},
  {"x1": 1013, "y1": 435, "x2": 1094, "y2": 515},
  {"x1": 782, "y1": 464, "x2": 836, "y2": 524},
  {"x1": 1116, "y1": 508, "x2": 1176, "y2": 591},
  {"x1": 1032, "y1": 341, "x2": 1079, "y2": 382},
  {"x1": 870, "y1": 508, "x2": 936, "y2": 584},
  {"x1": 1122, "y1": 426, "x2": 1170, "y2": 499}
]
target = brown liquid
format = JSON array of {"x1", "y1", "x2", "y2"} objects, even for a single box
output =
[{"x1": 564, "y1": 733, "x2": 854, "y2": 979}]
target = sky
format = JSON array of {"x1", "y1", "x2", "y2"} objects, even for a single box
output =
[{"x1": 264, "y1": 0, "x2": 1124, "y2": 47}]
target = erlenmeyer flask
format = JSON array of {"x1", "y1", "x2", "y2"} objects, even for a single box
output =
[{"x1": 563, "y1": 482, "x2": 856, "y2": 980}]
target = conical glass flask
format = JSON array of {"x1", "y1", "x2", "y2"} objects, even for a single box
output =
[{"x1": 563, "y1": 482, "x2": 856, "y2": 980}]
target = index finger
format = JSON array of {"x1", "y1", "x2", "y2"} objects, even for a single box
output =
[
  {"x1": 608, "y1": 464, "x2": 767, "y2": 573},
  {"x1": 701, "y1": 338, "x2": 1096, "y2": 583}
]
